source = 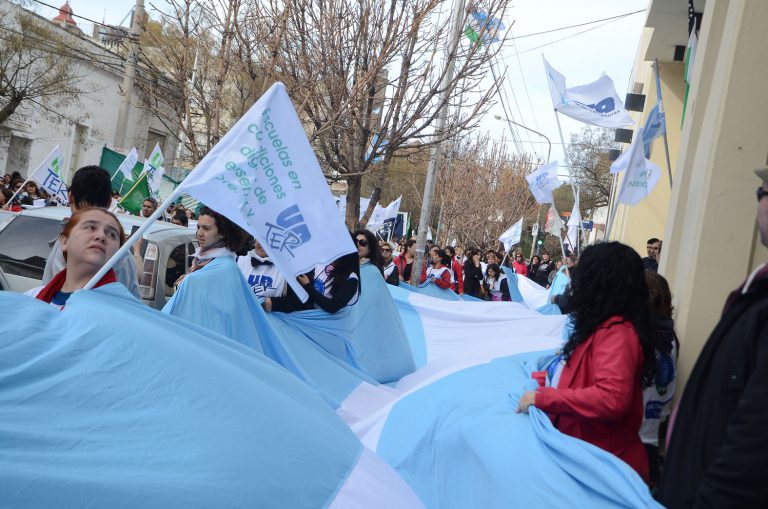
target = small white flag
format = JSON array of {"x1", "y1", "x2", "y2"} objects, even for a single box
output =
[
  {"x1": 544, "y1": 205, "x2": 564, "y2": 236},
  {"x1": 144, "y1": 143, "x2": 165, "y2": 197},
  {"x1": 525, "y1": 160, "x2": 560, "y2": 204},
  {"x1": 543, "y1": 56, "x2": 634, "y2": 128},
  {"x1": 499, "y1": 217, "x2": 523, "y2": 252},
  {"x1": 177, "y1": 82, "x2": 356, "y2": 301},
  {"x1": 565, "y1": 189, "x2": 581, "y2": 251},
  {"x1": 29, "y1": 145, "x2": 68, "y2": 205},
  {"x1": 117, "y1": 147, "x2": 139, "y2": 180},
  {"x1": 613, "y1": 127, "x2": 662, "y2": 206}
]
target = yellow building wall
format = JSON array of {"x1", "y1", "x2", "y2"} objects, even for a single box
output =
[
  {"x1": 659, "y1": 0, "x2": 768, "y2": 390},
  {"x1": 611, "y1": 60, "x2": 686, "y2": 259}
]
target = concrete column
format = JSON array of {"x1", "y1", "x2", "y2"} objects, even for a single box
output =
[{"x1": 660, "y1": 0, "x2": 768, "y2": 389}]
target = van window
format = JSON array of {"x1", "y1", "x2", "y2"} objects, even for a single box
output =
[
  {"x1": 0, "y1": 216, "x2": 61, "y2": 280},
  {"x1": 164, "y1": 242, "x2": 195, "y2": 297}
]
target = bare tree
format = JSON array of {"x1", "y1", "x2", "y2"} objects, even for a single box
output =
[
  {"x1": 135, "y1": 0, "x2": 251, "y2": 166},
  {"x1": 402, "y1": 136, "x2": 539, "y2": 250},
  {"x1": 238, "y1": 0, "x2": 512, "y2": 229},
  {"x1": 0, "y1": 6, "x2": 85, "y2": 125},
  {"x1": 566, "y1": 126, "x2": 615, "y2": 217}
]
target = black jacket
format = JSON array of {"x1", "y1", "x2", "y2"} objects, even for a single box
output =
[
  {"x1": 657, "y1": 266, "x2": 768, "y2": 508},
  {"x1": 535, "y1": 260, "x2": 554, "y2": 287},
  {"x1": 463, "y1": 260, "x2": 484, "y2": 298}
]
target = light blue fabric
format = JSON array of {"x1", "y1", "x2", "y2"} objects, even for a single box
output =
[
  {"x1": 500, "y1": 267, "x2": 525, "y2": 303},
  {"x1": 460, "y1": 293, "x2": 484, "y2": 302},
  {"x1": 536, "y1": 302, "x2": 562, "y2": 315},
  {"x1": 547, "y1": 266, "x2": 570, "y2": 299},
  {"x1": 348, "y1": 264, "x2": 416, "y2": 382},
  {"x1": 1, "y1": 286, "x2": 363, "y2": 508},
  {"x1": 375, "y1": 350, "x2": 661, "y2": 509},
  {"x1": 163, "y1": 256, "x2": 374, "y2": 407},
  {"x1": 163, "y1": 256, "x2": 264, "y2": 353},
  {"x1": 387, "y1": 284, "x2": 428, "y2": 368},
  {"x1": 397, "y1": 280, "x2": 462, "y2": 301}
]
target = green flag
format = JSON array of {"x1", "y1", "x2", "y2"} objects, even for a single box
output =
[
  {"x1": 99, "y1": 146, "x2": 145, "y2": 195},
  {"x1": 118, "y1": 172, "x2": 150, "y2": 215}
]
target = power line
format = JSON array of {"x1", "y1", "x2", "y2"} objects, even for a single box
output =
[
  {"x1": 511, "y1": 17, "x2": 627, "y2": 57},
  {"x1": 29, "y1": 0, "x2": 127, "y2": 30},
  {"x1": 510, "y1": 9, "x2": 645, "y2": 40}
]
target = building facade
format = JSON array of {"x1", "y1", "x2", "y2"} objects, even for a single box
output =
[
  {"x1": 0, "y1": 1, "x2": 178, "y2": 185},
  {"x1": 613, "y1": 0, "x2": 768, "y2": 387}
]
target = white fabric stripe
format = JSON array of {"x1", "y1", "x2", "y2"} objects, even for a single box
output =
[
  {"x1": 516, "y1": 275, "x2": 550, "y2": 309},
  {"x1": 337, "y1": 382, "x2": 399, "y2": 427},
  {"x1": 354, "y1": 333, "x2": 562, "y2": 448},
  {"x1": 328, "y1": 447, "x2": 425, "y2": 509}
]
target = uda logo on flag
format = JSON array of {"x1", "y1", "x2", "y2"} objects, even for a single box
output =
[
  {"x1": 265, "y1": 204, "x2": 312, "y2": 257},
  {"x1": 580, "y1": 97, "x2": 616, "y2": 114}
]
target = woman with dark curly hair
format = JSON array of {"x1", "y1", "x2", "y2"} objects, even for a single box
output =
[{"x1": 517, "y1": 241, "x2": 655, "y2": 482}]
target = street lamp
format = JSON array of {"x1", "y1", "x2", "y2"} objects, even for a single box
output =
[
  {"x1": 494, "y1": 114, "x2": 553, "y2": 258},
  {"x1": 493, "y1": 114, "x2": 552, "y2": 163}
]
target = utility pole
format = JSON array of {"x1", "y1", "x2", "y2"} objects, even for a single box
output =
[
  {"x1": 411, "y1": 0, "x2": 466, "y2": 284},
  {"x1": 114, "y1": 0, "x2": 145, "y2": 151}
]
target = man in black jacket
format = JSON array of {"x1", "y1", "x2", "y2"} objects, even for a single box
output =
[{"x1": 657, "y1": 167, "x2": 768, "y2": 507}]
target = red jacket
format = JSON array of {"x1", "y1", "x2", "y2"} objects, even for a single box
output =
[
  {"x1": 450, "y1": 258, "x2": 464, "y2": 294},
  {"x1": 512, "y1": 260, "x2": 528, "y2": 276},
  {"x1": 535, "y1": 317, "x2": 648, "y2": 481},
  {"x1": 423, "y1": 264, "x2": 452, "y2": 289}
]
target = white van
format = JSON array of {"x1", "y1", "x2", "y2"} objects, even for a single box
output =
[{"x1": 0, "y1": 207, "x2": 198, "y2": 309}]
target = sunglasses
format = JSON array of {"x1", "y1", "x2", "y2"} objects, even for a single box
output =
[
  {"x1": 758, "y1": 187, "x2": 768, "y2": 202},
  {"x1": 381, "y1": 248, "x2": 392, "y2": 252},
  {"x1": 355, "y1": 238, "x2": 368, "y2": 247}
]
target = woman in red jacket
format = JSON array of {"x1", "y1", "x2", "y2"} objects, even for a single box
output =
[{"x1": 517, "y1": 242, "x2": 656, "y2": 482}]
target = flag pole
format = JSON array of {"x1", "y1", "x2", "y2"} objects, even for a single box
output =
[
  {"x1": 654, "y1": 59, "x2": 674, "y2": 188},
  {"x1": 83, "y1": 184, "x2": 186, "y2": 291},
  {"x1": 117, "y1": 172, "x2": 148, "y2": 206},
  {"x1": 6, "y1": 177, "x2": 32, "y2": 205},
  {"x1": 553, "y1": 110, "x2": 583, "y2": 247}
]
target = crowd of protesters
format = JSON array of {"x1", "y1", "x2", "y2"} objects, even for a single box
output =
[{"x1": 10, "y1": 161, "x2": 768, "y2": 507}]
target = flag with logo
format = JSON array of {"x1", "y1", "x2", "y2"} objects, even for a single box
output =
[
  {"x1": 464, "y1": 5, "x2": 505, "y2": 45},
  {"x1": 177, "y1": 82, "x2": 356, "y2": 301},
  {"x1": 118, "y1": 172, "x2": 151, "y2": 215},
  {"x1": 525, "y1": 160, "x2": 560, "y2": 203},
  {"x1": 117, "y1": 147, "x2": 139, "y2": 180},
  {"x1": 499, "y1": 217, "x2": 523, "y2": 252},
  {"x1": 642, "y1": 61, "x2": 667, "y2": 158},
  {"x1": 29, "y1": 145, "x2": 68, "y2": 205},
  {"x1": 543, "y1": 56, "x2": 634, "y2": 128},
  {"x1": 368, "y1": 196, "x2": 402, "y2": 240},
  {"x1": 544, "y1": 205, "x2": 564, "y2": 236},
  {"x1": 612, "y1": 127, "x2": 662, "y2": 206},
  {"x1": 144, "y1": 143, "x2": 165, "y2": 198}
]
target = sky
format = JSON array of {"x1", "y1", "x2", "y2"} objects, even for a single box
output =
[{"x1": 33, "y1": 0, "x2": 649, "y2": 169}]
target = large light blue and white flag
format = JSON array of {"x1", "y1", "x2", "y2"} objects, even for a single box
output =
[
  {"x1": 642, "y1": 62, "x2": 667, "y2": 158},
  {"x1": 143, "y1": 143, "x2": 165, "y2": 197},
  {"x1": 117, "y1": 147, "x2": 139, "y2": 180},
  {"x1": 543, "y1": 56, "x2": 634, "y2": 128},
  {"x1": 499, "y1": 217, "x2": 523, "y2": 252},
  {"x1": 525, "y1": 160, "x2": 560, "y2": 203},
  {"x1": 1, "y1": 287, "x2": 424, "y2": 509},
  {"x1": 29, "y1": 145, "x2": 68, "y2": 205},
  {"x1": 178, "y1": 82, "x2": 356, "y2": 301},
  {"x1": 612, "y1": 127, "x2": 662, "y2": 206}
]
